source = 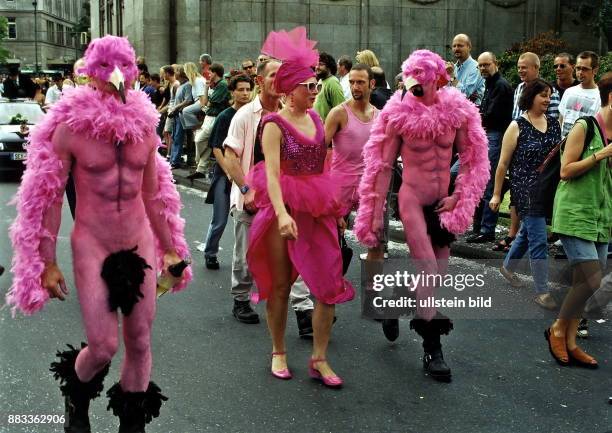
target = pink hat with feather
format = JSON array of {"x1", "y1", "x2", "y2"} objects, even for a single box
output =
[{"x1": 260, "y1": 27, "x2": 318, "y2": 94}]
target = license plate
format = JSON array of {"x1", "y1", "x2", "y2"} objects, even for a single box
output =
[{"x1": 11, "y1": 152, "x2": 26, "y2": 160}]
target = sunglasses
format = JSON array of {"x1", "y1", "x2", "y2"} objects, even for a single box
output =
[
  {"x1": 575, "y1": 66, "x2": 593, "y2": 72},
  {"x1": 553, "y1": 64, "x2": 567, "y2": 69},
  {"x1": 298, "y1": 82, "x2": 322, "y2": 93},
  {"x1": 242, "y1": 64, "x2": 254, "y2": 70}
]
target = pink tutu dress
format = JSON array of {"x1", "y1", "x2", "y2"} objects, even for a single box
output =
[{"x1": 246, "y1": 110, "x2": 355, "y2": 305}]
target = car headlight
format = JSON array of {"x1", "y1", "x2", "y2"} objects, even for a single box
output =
[{"x1": 0, "y1": 142, "x2": 4, "y2": 151}]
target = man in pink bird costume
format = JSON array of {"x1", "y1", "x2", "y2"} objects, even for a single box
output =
[
  {"x1": 355, "y1": 50, "x2": 489, "y2": 382},
  {"x1": 7, "y1": 35, "x2": 192, "y2": 432}
]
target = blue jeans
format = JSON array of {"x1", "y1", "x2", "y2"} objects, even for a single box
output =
[
  {"x1": 479, "y1": 130, "x2": 503, "y2": 234},
  {"x1": 204, "y1": 173, "x2": 231, "y2": 258},
  {"x1": 170, "y1": 118, "x2": 184, "y2": 166},
  {"x1": 503, "y1": 215, "x2": 549, "y2": 294}
]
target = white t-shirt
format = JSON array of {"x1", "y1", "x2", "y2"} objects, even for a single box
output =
[
  {"x1": 339, "y1": 74, "x2": 351, "y2": 101},
  {"x1": 559, "y1": 85, "x2": 601, "y2": 137},
  {"x1": 44, "y1": 85, "x2": 62, "y2": 105},
  {"x1": 191, "y1": 76, "x2": 207, "y2": 100}
]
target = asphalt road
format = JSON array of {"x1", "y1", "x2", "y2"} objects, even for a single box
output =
[{"x1": 0, "y1": 175, "x2": 610, "y2": 433}]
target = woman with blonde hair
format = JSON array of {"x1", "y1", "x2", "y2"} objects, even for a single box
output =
[{"x1": 356, "y1": 49, "x2": 380, "y2": 68}]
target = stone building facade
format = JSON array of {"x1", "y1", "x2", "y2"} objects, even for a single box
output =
[
  {"x1": 90, "y1": 0, "x2": 603, "y2": 77},
  {"x1": 0, "y1": 0, "x2": 86, "y2": 71}
]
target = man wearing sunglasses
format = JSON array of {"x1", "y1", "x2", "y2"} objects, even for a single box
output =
[
  {"x1": 552, "y1": 53, "x2": 579, "y2": 99},
  {"x1": 241, "y1": 59, "x2": 257, "y2": 79},
  {"x1": 558, "y1": 51, "x2": 601, "y2": 137}
]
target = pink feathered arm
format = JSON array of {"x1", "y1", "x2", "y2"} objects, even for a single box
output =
[
  {"x1": 152, "y1": 151, "x2": 192, "y2": 291},
  {"x1": 354, "y1": 113, "x2": 400, "y2": 247},
  {"x1": 7, "y1": 122, "x2": 69, "y2": 316},
  {"x1": 438, "y1": 101, "x2": 490, "y2": 234}
]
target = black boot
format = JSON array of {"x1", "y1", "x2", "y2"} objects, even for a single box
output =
[
  {"x1": 107, "y1": 382, "x2": 168, "y2": 433},
  {"x1": 295, "y1": 309, "x2": 313, "y2": 337},
  {"x1": 232, "y1": 299, "x2": 260, "y2": 324},
  {"x1": 50, "y1": 343, "x2": 110, "y2": 433},
  {"x1": 381, "y1": 319, "x2": 400, "y2": 342},
  {"x1": 410, "y1": 314, "x2": 453, "y2": 382}
]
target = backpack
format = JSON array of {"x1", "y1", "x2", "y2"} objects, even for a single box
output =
[{"x1": 529, "y1": 116, "x2": 597, "y2": 219}]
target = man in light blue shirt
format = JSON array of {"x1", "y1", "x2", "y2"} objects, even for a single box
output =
[{"x1": 452, "y1": 34, "x2": 485, "y2": 106}]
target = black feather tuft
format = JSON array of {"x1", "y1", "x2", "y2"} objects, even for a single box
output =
[
  {"x1": 49, "y1": 343, "x2": 109, "y2": 399},
  {"x1": 107, "y1": 381, "x2": 168, "y2": 425},
  {"x1": 422, "y1": 203, "x2": 456, "y2": 248},
  {"x1": 101, "y1": 246, "x2": 152, "y2": 316}
]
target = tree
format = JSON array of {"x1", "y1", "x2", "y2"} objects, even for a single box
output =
[
  {"x1": 0, "y1": 16, "x2": 10, "y2": 64},
  {"x1": 597, "y1": 0, "x2": 612, "y2": 51}
]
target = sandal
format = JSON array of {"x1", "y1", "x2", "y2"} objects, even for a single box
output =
[
  {"x1": 568, "y1": 347, "x2": 598, "y2": 369},
  {"x1": 492, "y1": 235, "x2": 515, "y2": 252},
  {"x1": 544, "y1": 328, "x2": 569, "y2": 366}
]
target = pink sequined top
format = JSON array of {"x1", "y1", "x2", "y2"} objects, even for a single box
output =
[{"x1": 260, "y1": 110, "x2": 326, "y2": 176}]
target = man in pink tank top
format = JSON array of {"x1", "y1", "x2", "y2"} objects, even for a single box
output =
[
  {"x1": 325, "y1": 64, "x2": 379, "y2": 217},
  {"x1": 325, "y1": 64, "x2": 383, "y2": 316}
]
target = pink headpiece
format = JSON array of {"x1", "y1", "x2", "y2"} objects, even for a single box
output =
[
  {"x1": 261, "y1": 27, "x2": 318, "y2": 94},
  {"x1": 401, "y1": 49, "x2": 450, "y2": 89}
]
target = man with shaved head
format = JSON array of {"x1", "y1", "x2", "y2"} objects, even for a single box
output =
[
  {"x1": 512, "y1": 52, "x2": 560, "y2": 120},
  {"x1": 451, "y1": 33, "x2": 484, "y2": 106},
  {"x1": 467, "y1": 52, "x2": 513, "y2": 243}
]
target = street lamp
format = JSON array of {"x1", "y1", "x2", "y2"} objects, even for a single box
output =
[{"x1": 32, "y1": 1, "x2": 38, "y2": 74}]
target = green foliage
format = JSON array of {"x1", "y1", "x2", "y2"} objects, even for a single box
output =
[
  {"x1": 9, "y1": 114, "x2": 28, "y2": 125},
  {"x1": 0, "y1": 16, "x2": 10, "y2": 64},
  {"x1": 497, "y1": 30, "x2": 611, "y2": 87}
]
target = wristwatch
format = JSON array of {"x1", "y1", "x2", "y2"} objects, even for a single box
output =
[{"x1": 240, "y1": 184, "x2": 250, "y2": 195}]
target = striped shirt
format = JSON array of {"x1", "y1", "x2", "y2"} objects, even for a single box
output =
[{"x1": 512, "y1": 81, "x2": 560, "y2": 120}]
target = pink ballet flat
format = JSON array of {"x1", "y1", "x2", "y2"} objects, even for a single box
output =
[
  {"x1": 271, "y1": 352, "x2": 292, "y2": 380},
  {"x1": 308, "y1": 358, "x2": 343, "y2": 388}
]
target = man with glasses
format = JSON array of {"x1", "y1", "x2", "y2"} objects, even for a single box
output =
[
  {"x1": 466, "y1": 52, "x2": 513, "y2": 244},
  {"x1": 558, "y1": 51, "x2": 601, "y2": 138},
  {"x1": 552, "y1": 53, "x2": 579, "y2": 99},
  {"x1": 241, "y1": 59, "x2": 257, "y2": 79}
]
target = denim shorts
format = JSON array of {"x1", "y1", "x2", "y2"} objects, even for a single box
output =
[{"x1": 559, "y1": 235, "x2": 609, "y2": 269}]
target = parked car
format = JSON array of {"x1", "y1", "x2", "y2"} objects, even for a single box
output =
[{"x1": 0, "y1": 99, "x2": 45, "y2": 172}]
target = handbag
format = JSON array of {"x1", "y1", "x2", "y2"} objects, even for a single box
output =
[{"x1": 529, "y1": 116, "x2": 595, "y2": 219}]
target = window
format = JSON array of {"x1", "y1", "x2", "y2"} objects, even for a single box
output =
[
  {"x1": 44, "y1": 0, "x2": 51, "y2": 12},
  {"x1": 7, "y1": 18, "x2": 16, "y2": 39},
  {"x1": 56, "y1": 23, "x2": 63, "y2": 45},
  {"x1": 73, "y1": 0, "x2": 78, "y2": 19},
  {"x1": 7, "y1": 17, "x2": 16, "y2": 39},
  {"x1": 99, "y1": 3, "x2": 105, "y2": 35},
  {"x1": 106, "y1": 0, "x2": 113, "y2": 34},
  {"x1": 46, "y1": 20, "x2": 54, "y2": 43},
  {"x1": 65, "y1": 0, "x2": 70, "y2": 18}
]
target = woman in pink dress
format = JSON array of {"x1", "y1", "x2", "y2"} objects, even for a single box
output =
[{"x1": 246, "y1": 27, "x2": 354, "y2": 388}]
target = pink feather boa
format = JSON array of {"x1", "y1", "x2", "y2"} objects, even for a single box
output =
[
  {"x1": 7, "y1": 85, "x2": 191, "y2": 316},
  {"x1": 355, "y1": 87, "x2": 489, "y2": 247}
]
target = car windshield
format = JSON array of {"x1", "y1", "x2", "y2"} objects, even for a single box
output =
[{"x1": 0, "y1": 103, "x2": 45, "y2": 125}]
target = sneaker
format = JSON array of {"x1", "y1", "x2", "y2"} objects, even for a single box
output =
[
  {"x1": 466, "y1": 233, "x2": 495, "y2": 243},
  {"x1": 534, "y1": 293, "x2": 558, "y2": 311},
  {"x1": 295, "y1": 309, "x2": 313, "y2": 337},
  {"x1": 499, "y1": 266, "x2": 525, "y2": 288},
  {"x1": 205, "y1": 256, "x2": 220, "y2": 270},
  {"x1": 577, "y1": 318, "x2": 589, "y2": 339},
  {"x1": 232, "y1": 300, "x2": 260, "y2": 324}
]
